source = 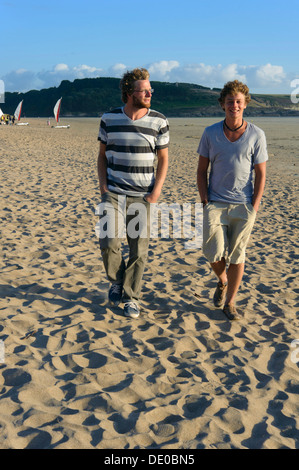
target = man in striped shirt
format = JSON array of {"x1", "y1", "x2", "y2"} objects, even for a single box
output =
[{"x1": 97, "y1": 68, "x2": 169, "y2": 318}]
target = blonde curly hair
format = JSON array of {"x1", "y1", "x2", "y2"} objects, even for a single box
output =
[
  {"x1": 120, "y1": 68, "x2": 150, "y2": 103},
  {"x1": 218, "y1": 80, "x2": 251, "y2": 108}
]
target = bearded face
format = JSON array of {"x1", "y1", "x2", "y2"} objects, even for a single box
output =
[
  {"x1": 130, "y1": 80, "x2": 152, "y2": 109},
  {"x1": 132, "y1": 93, "x2": 151, "y2": 109}
]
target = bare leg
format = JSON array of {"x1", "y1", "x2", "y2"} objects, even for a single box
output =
[
  {"x1": 210, "y1": 259, "x2": 244, "y2": 309},
  {"x1": 210, "y1": 257, "x2": 227, "y2": 285},
  {"x1": 226, "y1": 263, "x2": 244, "y2": 305}
]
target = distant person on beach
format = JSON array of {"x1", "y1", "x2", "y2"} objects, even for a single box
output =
[
  {"x1": 97, "y1": 68, "x2": 169, "y2": 319},
  {"x1": 197, "y1": 80, "x2": 268, "y2": 320}
]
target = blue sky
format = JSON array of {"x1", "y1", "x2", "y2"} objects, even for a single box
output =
[{"x1": 1, "y1": 0, "x2": 298, "y2": 94}]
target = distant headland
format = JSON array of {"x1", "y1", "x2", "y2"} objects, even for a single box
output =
[{"x1": 3, "y1": 77, "x2": 299, "y2": 118}]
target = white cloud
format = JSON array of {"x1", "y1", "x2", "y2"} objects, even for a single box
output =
[
  {"x1": 53, "y1": 63, "x2": 69, "y2": 72},
  {"x1": 72, "y1": 64, "x2": 103, "y2": 78},
  {"x1": 220, "y1": 64, "x2": 246, "y2": 83},
  {"x1": 0, "y1": 61, "x2": 291, "y2": 94},
  {"x1": 146, "y1": 62, "x2": 247, "y2": 89},
  {"x1": 15, "y1": 68, "x2": 28, "y2": 75},
  {"x1": 148, "y1": 60, "x2": 179, "y2": 80},
  {"x1": 255, "y1": 63, "x2": 286, "y2": 84},
  {"x1": 147, "y1": 62, "x2": 289, "y2": 93},
  {"x1": 109, "y1": 63, "x2": 127, "y2": 76},
  {"x1": 2, "y1": 68, "x2": 44, "y2": 92}
]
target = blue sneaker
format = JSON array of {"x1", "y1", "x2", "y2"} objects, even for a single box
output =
[
  {"x1": 124, "y1": 301, "x2": 140, "y2": 319},
  {"x1": 108, "y1": 283, "x2": 123, "y2": 306}
]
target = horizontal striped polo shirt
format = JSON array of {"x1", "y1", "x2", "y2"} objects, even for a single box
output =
[{"x1": 98, "y1": 107, "x2": 169, "y2": 196}]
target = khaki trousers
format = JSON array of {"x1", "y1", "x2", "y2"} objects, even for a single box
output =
[
  {"x1": 203, "y1": 202, "x2": 256, "y2": 264},
  {"x1": 98, "y1": 191, "x2": 150, "y2": 301}
]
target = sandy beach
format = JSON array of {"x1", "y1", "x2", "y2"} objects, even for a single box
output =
[{"x1": 0, "y1": 116, "x2": 298, "y2": 449}]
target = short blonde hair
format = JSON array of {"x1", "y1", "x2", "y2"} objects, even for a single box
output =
[
  {"x1": 120, "y1": 68, "x2": 150, "y2": 103},
  {"x1": 218, "y1": 80, "x2": 251, "y2": 108}
]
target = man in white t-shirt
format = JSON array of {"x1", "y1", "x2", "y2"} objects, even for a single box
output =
[{"x1": 197, "y1": 80, "x2": 268, "y2": 320}]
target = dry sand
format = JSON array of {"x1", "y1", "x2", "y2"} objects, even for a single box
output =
[{"x1": 0, "y1": 116, "x2": 298, "y2": 449}]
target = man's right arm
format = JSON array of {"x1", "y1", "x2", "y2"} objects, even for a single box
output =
[
  {"x1": 197, "y1": 155, "x2": 209, "y2": 206},
  {"x1": 97, "y1": 142, "x2": 109, "y2": 195}
]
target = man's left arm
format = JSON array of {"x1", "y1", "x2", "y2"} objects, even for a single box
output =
[
  {"x1": 252, "y1": 161, "x2": 267, "y2": 212},
  {"x1": 146, "y1": 147, "x2": 169, "y2": 203}
]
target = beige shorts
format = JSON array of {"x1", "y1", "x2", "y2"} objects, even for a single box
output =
[{"x1": 203, "y1": 202, "x2": 256, "y2": 264}]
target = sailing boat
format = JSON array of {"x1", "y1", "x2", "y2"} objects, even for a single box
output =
[
  {"x1": 14, "y1": 100, "x2": 29, "y2": 125},
  {"x1": 53, "y1": 97, "x2": 70, "y2": 128}
]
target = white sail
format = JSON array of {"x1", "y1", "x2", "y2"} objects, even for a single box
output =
[
  {"x1": 0, "y1": 108, "x2": 3, "y2": 118},
  {"x1": 14, "y1": 100, "x2": 23, "y2": 121},
  {"x1": 54, "y1": 97, "x2": 62, "y2": 122}
]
